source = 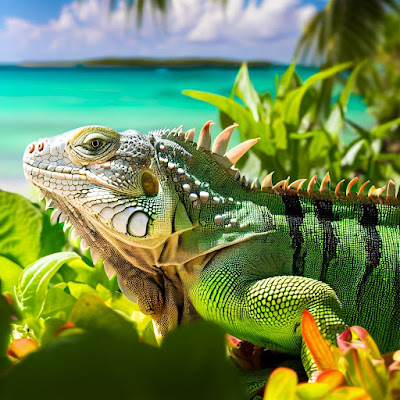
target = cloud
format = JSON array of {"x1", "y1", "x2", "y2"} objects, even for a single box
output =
[{"x1": 0, "y1": 0, "x2": 317, "y2": 63}]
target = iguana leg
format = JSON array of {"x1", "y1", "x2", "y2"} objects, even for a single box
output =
[{"x1": 186, "y1": 247, "x2": 346, "y2": 377}]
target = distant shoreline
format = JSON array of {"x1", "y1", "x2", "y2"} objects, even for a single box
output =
[{"x1": 12, "y1": 57, "x2": 273, "y2": 68}]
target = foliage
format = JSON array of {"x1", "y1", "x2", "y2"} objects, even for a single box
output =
[
  {"x1": 263, "y1": 310, "x2": 400, "y2": 400},
  {"x1": 184, "y1": 63, "x2": 400, "y2": 188},
  {"x1": 0, "y1": 190, "x2": 245, "y2": 399},
  {"x1": 296, "y1": 0, "x2": 399, "y2": 68},
  {"x1": 357, "y1": 12, "x2": 400, "y2": 127},
  {"x1": 296, "y1": 0, "x2": 400, "y2": 135}
]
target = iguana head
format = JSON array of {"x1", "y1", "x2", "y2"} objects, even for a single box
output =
[
  {"x1": 23, "y1": 122, "x2": 261, "y2": 265},
  {"x1": 23, "y1": 125, "x2": 179, "y2": 250}
]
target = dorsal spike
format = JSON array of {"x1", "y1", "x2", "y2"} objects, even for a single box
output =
[
  {"x1": 273, "y1": 177, "x2": 290, "y2": 192},
  {"x1": 319, "y1": 172, "x2": 330, "y2": 193},
  {"x1": 307, "y1": 175, "x2": 317, "y2": 196},
  {"x1": 251, "y1": 178, "x2": 260, "y2": 191},
  {"x1": 212, "y1": 123, "x2": 238, "y2": 156},
  {"x1": 335, "y1": 179, "x2": 345, "y2": 197},
  {"x1": 346, "y1": 177, "x2": 359, "y2": 197},
  {"x1": 197, "y1": 120, "x2": 214, "y2": 150},
  {"x1": 225, "y1": 138, "x2": 260, "y2": 165},
  {"x1": 357, "y1": 180, "x2": 370, "y2": 197},
  {"x1": 373, "y1": 185, "x2": 386, "y2": 198},
  {"x1": 387, "y1": 180, "x2": 396, "y2": 198},
  {"x1": 90, "y1": 248, "x2": 100, "y2": 265},
  {"x1": 185, "y1": 128, "x2": 195, "y2": 142},
  {"x1": 288, "y1": 178, "x2": 307, "y2": 193},
  {"x1": 211, "y1": 153, "x2": 233, "y2": 169},
  {"x1": 368, "y1": 185, "x2": 376, "y2": 198},
  {"x1": 70, "y1": 227, "x2": 80, "y2": 241},
  {"x1": 261, "y1": 172, "x2": 274, "y2": 191},
  {"x1": 80, "y1": 239, "x2": 89, "y2": 252},
  {"x1": 103, "y1": 261, "x2": 116, "y2": 280},
  {"x1": 176, "y1": 125, "x2": 184, "y2": 138}
]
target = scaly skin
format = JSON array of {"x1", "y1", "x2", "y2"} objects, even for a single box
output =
[{"x1": 23, "y1": 123, "x2": 400, "y2": 378}]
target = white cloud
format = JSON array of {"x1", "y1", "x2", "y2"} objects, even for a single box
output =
[{"x1": 0, "y1": 0, "x2": 317, "y2": 63}]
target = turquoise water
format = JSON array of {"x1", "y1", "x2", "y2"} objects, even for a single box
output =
[{"x1": 0, "y1": 65, "x2": 372, "y2": 193}]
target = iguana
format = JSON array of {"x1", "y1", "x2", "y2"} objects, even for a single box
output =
[{"x1": 22, "y1": 122, "x2": 400, "y2": 378}]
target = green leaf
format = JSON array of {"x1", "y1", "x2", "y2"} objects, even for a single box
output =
[
  {"x1": 69, "y1": 293, "x2": 138, "y2": 341},
  {"x1": 325, "y1": 61, "x2": 366, "y2": 135},
  {"x1": 272, "y1": 118, "x2": 287, "y2": 150},
  {"x1": 0, "y1": 256, "x2": 23, "y2": 294},
  {"x1": 17, "y1": 252, "x2": 80, "y2": 320},
  {"x1": 0, "y1": 191, "x2": 43, "y2": 268},
  {"x1": 277, "y1": 62, "x2": 296, "y2": 97},
  {"x1": 264, "y1": 367, "x2": 298, "y2": 400},
  {"x1": 68, "y1": 282, "x2": 96, "y2": 299},
  {"x1": 41, "y1": 287, "x2": 77, "y2": 319},
  {"x1": 371, "y1": 116, "x2": 400, "y2": 138},
  {"x1": 295, "y1": 382, "x2": 331, "y2": 399},
  {"x1": 40, "y1": 317, "x2": 67, "y2": 347},
  {"x1": 0, "y1": 321, "x2": 245, "y2": 400},
  {"x1": 0, "y1": 191, "x2": 66, "y2": 268},
  {"x1": 183, "y1": 89, "x2": 261, "y2": 137},
  {"x1": 0, "y1": 287, "x2": 11, "y2": 373},
  {"x1": 232, "y1": 63, "x2": 261, "y2": 121},
  {"x1": 283, "y1": 62, "x2": 352, "y2": 127}
]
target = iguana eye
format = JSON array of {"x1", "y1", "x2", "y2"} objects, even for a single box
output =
[
  {"x1": 90, "y1": 138, "x2": 104, "y2": 149},
  {"x1": 67, "y1": 126, "x2": 120, "y2": 165}
]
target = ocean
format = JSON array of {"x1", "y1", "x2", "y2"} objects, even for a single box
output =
[{"x1": 0, "y1": 65, "x2": 373, "y2": 194}]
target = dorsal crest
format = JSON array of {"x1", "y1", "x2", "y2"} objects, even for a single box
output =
[{"x1": 150, "y1": 121, "x2": 399, "y2": 206}]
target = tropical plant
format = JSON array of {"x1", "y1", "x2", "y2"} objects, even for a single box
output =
[
  {"x1": 0, "y1": 190, "x2": 245, "y2": 400},
  {"x1": 184, "y1": 62, "x2": 400, "y2": 189},
  {"x1": 296, "y1": 0, "x2": 400, "y2": 121},
  {"x1": 262, "y1": 310, "x2": 400, "y2": 400}
]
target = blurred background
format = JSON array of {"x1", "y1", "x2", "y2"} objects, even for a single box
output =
[{"x1": 1, "y1": 0, "x2": 399, "y2": 195}]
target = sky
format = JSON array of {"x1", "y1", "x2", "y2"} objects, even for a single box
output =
[{"x1": 0, "y1": 0, "x2": 326, "y2": 64}]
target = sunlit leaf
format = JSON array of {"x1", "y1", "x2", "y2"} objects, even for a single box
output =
[
  {"x1": 301, "y1": 310, "x2": 336, "y2": 370},
  {"x1": 232, "y1": 63, "x2": 261, "y2": 121},
  {"x1": 263, "y1": 367, "x2": 298, "y2": 400},
  {"x1": 316, "y1": 369, "x2": 345, "y2": 390},
  {"x1": 41, "y1": 287, "x2": 76, "y2": 319},
  {"x1": 329, "y1": 386, "x2": 371, "y2": 399},
  {"x1": 69, "y1": 293, "x2": 138, "y2": 341},
  {"x1": 283, "y1": 62, "x2": 352, "y2": 127},
  {"x1": 277, "y1": 62, "x2": 296, "y2": 98},
  {"x1": 295, "y1": 382, "x2": 331, "y2": 399},
  {"x1": 325, "y1": 61, "x2": 366, "y2": 135},
  {"x1": 17, "y1": 252, "x2": 80, "y2": 320},
  {"x1": 0, "y1": 256, "x2": 23, "y2": 294}
]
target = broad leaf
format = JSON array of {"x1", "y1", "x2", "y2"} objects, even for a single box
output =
[
  {"x1": 263, "y1": 367, "x2": 298, "y2": 400},
  {"x1": 283, "y1": 62, "x2": 352, "y2": 127},
  {"x1": 301, "y1": 310, "x2": 336, "y2": 370},
  {"x1": 69, "y1": 293, "x2": 138, "y2": 341},
  {"x1": 0, "y1": 191, "x2": 43, "y2": 268},
  {"x1": 232, "y1": 63, "x2": 261, "y2": 121},
  {"x1": 17, "y1": 252, "x2": 80, "y2": 320},
  {"x1": 0, "y1": 256, "x2": 23, "y2": 294}
]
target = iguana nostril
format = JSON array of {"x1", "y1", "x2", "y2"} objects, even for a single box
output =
[
  {"x1": 28, "y1": 143, "x2": 35, "y2": 153},
  {"x1": 38, "y1": 141, "x2": 44, "y2": 151}
]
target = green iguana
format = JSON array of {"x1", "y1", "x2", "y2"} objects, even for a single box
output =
[{"x1": 22, "y1": 122, "x2": 400, "y2": 378}]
